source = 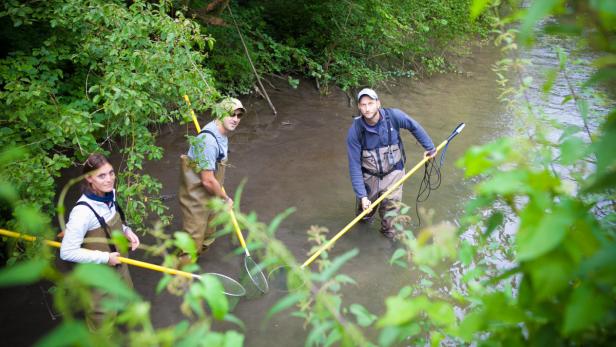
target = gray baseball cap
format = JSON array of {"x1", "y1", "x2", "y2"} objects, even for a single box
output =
[{"x1": 357, "y1": 88, "x2": 378, "y2": 101}]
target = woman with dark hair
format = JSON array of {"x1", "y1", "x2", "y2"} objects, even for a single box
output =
[{"x1": 60, "y1": 153, "x2": 139, "y2": 328}]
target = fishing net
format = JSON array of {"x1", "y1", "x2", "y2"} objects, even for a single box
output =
[
  {"x1": 202, "y1": 273, "x2": 247, "y2": 297},
  {"x1": 239, "y1": 256, "x2": 269, "y2": 298}
]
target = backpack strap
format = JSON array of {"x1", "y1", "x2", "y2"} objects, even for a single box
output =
[
  {"x1": 353, "y1": 117, "x2": 365, "y2": 148},
  {"x1": 382, "y1": 108, "x2": 406, "y2": 166},
  {"x1": 198, "y1": 129, "x2": 225, "y2": 162},
  {"x1": 114, "y1": 202, "x2": 126, "y2": 224},
  {"x1": 75, "y1": 201, "x2": 118, "y2": 253}
]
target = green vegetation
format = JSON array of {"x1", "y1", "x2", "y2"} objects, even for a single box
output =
[
  {"x1": 1, "y1": 0, "x2": 615, "y2": 346},
  {"x1": 203, "y1": 0, "x2": 492, "y2": 95}
]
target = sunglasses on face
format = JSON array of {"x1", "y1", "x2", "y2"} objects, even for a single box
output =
[{"x1": 230, "y1": 111, "x2": 244, "y2": 119}]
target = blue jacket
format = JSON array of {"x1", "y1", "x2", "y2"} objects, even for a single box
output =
[{"x1": 346, "y1": 108, "x2": 435, "y2": 198}]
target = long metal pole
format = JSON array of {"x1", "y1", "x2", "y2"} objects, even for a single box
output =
[{"x1": 0, "y1": 229, "x2": 201, "y2": 280}]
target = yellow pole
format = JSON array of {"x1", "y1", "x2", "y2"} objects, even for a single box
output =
[
  {"x1": 0, "y1": 229, "x2": 200, "y2": 280},
  {"x1": 301, "y1": 138, "x2": 452, "y2": 269},
  {"x1": 222, "y1": 188, "x2": 250, "y2": 256},
  {"x1": 183, "y1": 95, "x2": 202, "y2": 133}
]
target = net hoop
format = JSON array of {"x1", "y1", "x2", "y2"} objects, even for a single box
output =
[{"x1": 244, "y1": 256, "x2": 269, "y2": 294}]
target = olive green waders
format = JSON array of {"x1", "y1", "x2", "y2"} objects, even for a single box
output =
[
  {"x1": 179, "y1": 154, "x2": 226, "y2": 253},
  {"x1": 357, "y1": 143, "x2": 405, "y2": 238},
  {"x1": 82, "y1": 212, "x2": 133, "y2": 330}
]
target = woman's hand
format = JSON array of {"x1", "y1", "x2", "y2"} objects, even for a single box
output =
[
  {"x1": 123, "y1": 227, "x2": 140, "y2": 251},
  {"x1": 108, "y1": 252, "x2": 121, "y2": 266}
]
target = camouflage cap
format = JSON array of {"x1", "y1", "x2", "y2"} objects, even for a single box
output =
[{"x1": 219, "y1": 97, "x2": 246, "y2": 115}]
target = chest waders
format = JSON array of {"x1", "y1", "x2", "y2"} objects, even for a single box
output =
[
  {"x1": 354, "y1": 109, "x2": 407, "y2": 237},
  {"x1": 75, "y1": 201, "x2": 133, "y2": 330},
  {"x1": 179, "y1": 129, "x2": 226, "y2": 253}
]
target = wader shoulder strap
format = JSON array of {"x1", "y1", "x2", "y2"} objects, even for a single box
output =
[
  {"x1": 114, "y1": 202, "x2": 126, "y2": 224},
  {"x1": 198, "y1": 129, "x2": 225, "y2": 162},
  {"x1": 382, "y1": 108, "x2": 406, "y2": 165},
  {"x1": 353, "y1": 117, "x2": 365, "y2": 148},
  {"x1": 354, "y1": 110, "x2": 395, "y2": 149},
  {"x1": 75, "y1": 201, "x2": 118, "y2": 253}
]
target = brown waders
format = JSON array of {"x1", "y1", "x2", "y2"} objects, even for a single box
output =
[
  {"x1": 179, "y1": 154, "x2": 226, "y2": 254},
  {"x1": 82, "y1": 212, "x2": 133, "y2": 330},
  {"x1": 357, "y1": 143, "x2": 405, "y2": 238}
]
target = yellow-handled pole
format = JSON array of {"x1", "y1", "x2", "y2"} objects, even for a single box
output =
[
  {"x1": 183, "y1": 95, "x2": 202, "y2": 133},
  {"x1": 222, "y1": 188, "x2": 250, "y2": 256},
  {"x1": 0, "y1": 229, "x2": 200, "y2": 280},
  {"x1": 183, "y1": 95, "x2": 250, "y2": 257},
  {"x1": 301, "y1": 123, "x2": 466, "y2": 268}
]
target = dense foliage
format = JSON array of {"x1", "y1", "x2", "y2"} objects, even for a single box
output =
[
  {"x1": 198, "y1": 0, "x2": 492, "y2": 95},
  {"x1": 0, "y1": 0, "x2": 221, "y2": 234}
]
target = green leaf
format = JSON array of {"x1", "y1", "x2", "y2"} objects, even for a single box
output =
[
  {"x1": 477, "y1": 170, "x2": 528, "y2": 196},
  {"x1": 542, "y1": 68, "x2": 558, "y2": 93},
  {"x1": 519, "y1": 0, "x2": 563, "y2": 44},
  {"x1": 156, "y1": 274, "x2": 173, "y2": 294},
  {"x1": 71, "y1": 263, "x2": 138, "y2": 300},
  {"x1": 457, "y1": 311, "x2": 484, "y2": 342},
  {"x1": 222, "y1": 330, "x2": 244, "y2": 347},
  {"x1": 562, "y1": 284, "x2": 610, "y2": 335},
  {"x1": 584, "y1": 67, "x2": 616, "y2": 87},
  {"x1": 13, "y1": 205, "x2": 48, "y2": 234},
  {"x1": 173, "y1": 231, "x2": 196, "y2": 258},
  {"x1": 389, "y1": 248, "x2": 406, "y2": 266},
  {"x1": 223, "y1": 314, "x2": 246, "y2": 331},
  {"x1": 425, "y1": 301, "x2": 456, "y2": 327},
  {"x1": 334, "y1": 274, "x2": 357, "y2": 285},
  {"x1": 377, "y1": 296, "x2": 428, "y2": 327},
  {"x1": 378, "y1": 326, "x2": 401, "y2": 347},
  {"x1": 459, "y1": 240, "x2": 474, "y2": 266},
  {"x1": 0, "y1": 259, "x2": 48, "y2": 287},
  {"x1": 312, "y1": 248, "x2": 359, "y2": 283},
  {"x1": 591, "y1": 0, "x2": 616, "y2": 14},
  {"x1": 266, "y1": 208, "x2": 295, "y2": 235},
  {"x1": 0, "y1": 147, "x2": 26, "y2": 167},
  {"x1": 559, "y1": 136, "x2": 588, "y2": 165},
  {"x1": 111, "y1": 230, "x2": 129, "y2": 254},
  {"x1": 527, "y1": 252, "x2": 572, "y2": 301},
  {"x1": 266, "y1": 292, "x2": 305, "y2": 321},
  {"x1": 349, "y1": 303, "x2": 377, "y2": 327},
  {"x1": 517, "y1": 200, "x2": 576, "y2": 261},
  {"x1": 201, "y1": 274, "x2": 228, "y2": 320},
  {"x1": 34, "y1": 321, "x2": 92, "y2": 347},
  {"x1": 484, "y1": 211, "x2": 504, "y2": 238},
  {"x1": 584, "y1": 111, "x2": 616, "y2": 192}
]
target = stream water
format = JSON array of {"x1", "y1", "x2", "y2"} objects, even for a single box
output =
[
  {"x1": 134, "y1": 44, "x2": 508, "y2": 346},
  {"x1": 3, "y1": 27, "x2": 608, "y2": 345}
]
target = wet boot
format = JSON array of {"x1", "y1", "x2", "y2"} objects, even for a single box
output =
[{"x1": 379, "y1": 198, "x2": 400, "y2": 239}]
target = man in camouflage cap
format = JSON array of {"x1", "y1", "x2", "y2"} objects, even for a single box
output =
[{"x1": 178, "y1": 97, "x2": 246, "y2": 259}]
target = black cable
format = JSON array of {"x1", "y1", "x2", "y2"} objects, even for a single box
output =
[{"x1": 414, "y1": 146, "x2": 448, "y2": 228}]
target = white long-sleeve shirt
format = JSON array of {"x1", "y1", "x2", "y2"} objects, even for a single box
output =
[{"x1": 60, "y1": 191, "x2": 127, "y2": 264}]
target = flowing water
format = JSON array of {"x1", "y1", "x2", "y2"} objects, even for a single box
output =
[
  {"x1": 4, "y1": 29, "x2": 609, "y2": 345},
  {"x1": 134, "y1": 44, "x2": 509, "y2": 345}
]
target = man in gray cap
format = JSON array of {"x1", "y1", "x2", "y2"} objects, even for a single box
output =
[
  {"x1": 346, "y1": 88, "x2": 435, "y2": 239},
  {"x1": 179, "y1": 97, "x2": 246, "y2": 259}
]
